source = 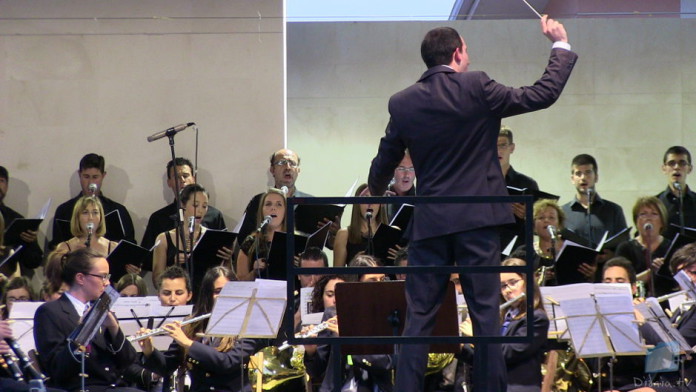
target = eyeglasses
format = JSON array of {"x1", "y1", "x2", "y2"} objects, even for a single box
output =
[
  {"x1": 395, "y1": 166, "x2": 415, "y2": 173},
  {"x1": 86, "y1": 273, "x2": 111, "y2": 283},
  {"x1": 665, "y1": 160, "x2": 690, "y2": 168},
  {"x1": 500, "y1": 278, "x2": 522, "y2": 291},
  {"x1": 497, "y1": 143, "x2": 511, "y2": 150},
  {"x1": 273, "y1": 159, "x2": 299, "y2": 168}
]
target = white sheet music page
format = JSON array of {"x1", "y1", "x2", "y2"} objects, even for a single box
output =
[
  {"x1": 247, "y1": 279, "x2": 287, "y2": 337},
  {"x1": 595, "y1": 295, "x2": 643, "y2": 355},
  {"x1": 560, "y1": 297, "x2": 611, "y2": 357}
]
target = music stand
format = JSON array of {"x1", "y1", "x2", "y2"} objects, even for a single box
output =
[
  {"x1": 204, "y1": 279, "x2": 287, "y2": 338},
  {"x1": 335, "y1": 281, "x2": 459, "y2": 355},
  {"x1": 560, "y1": 293, "x2": 644, "y2": 391},
  {"x1": 67, "y1": 285, "x2": 121, "y2": 392}
]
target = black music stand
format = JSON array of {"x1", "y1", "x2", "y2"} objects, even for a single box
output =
[{"x1": 335, "y1": 281, "x2": 459, "y2": 356}]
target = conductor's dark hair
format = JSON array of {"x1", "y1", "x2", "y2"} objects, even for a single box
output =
[
  {"x1": 61, "y1": 248, "x2": 106, "y2": 286},
  {"x1": 571, "y1": 154, "x2": 599, "y2": 175},
  {"x1": 180, "y1": 184, "x2": 208, "y2": 206},
  {"x1": 79, "y1": 153, "x2": 105, "y2": 173},
  {"x1": 421, "y1": 27, "x2": 462, "y2": 69},
  {"x1": 663, "y1": 146, "x2": 692, "y2": 165},
  {"x1": 602, "y1": 257, "x2": 636, "y2": 285},
  {"x1": 0, "y1": 166, "x2": 8, "y2": 181},
  {"x1": 157, "y1": 265, "x2": 192, "y2": 293},
  {"x1": 166, "y1": 157, "x2": 195, "y2": 179},
  {"x1": 300, "y1": 247, "x2": 328, "y2": 267}
]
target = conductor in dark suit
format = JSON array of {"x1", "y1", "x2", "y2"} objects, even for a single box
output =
[
  {"x1": 367, "y1": 17, "x2": 577, "y2": 392},
  {"x1": 33, "y1": 248, "x2": 141, "y2": 392}
]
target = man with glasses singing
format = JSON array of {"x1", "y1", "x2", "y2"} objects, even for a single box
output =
[
  {"x1": 385, "y1": 151, "x2": 416, "y2": 222},
  {"x1": 657, "y1": 146, "x2": 696, "y2": 240},
  {"x1": 236, "y1": 148, "x2": 314, "y2": 247}
]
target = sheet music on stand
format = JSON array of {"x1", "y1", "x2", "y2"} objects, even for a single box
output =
[
  {"x1": 69, "y1": 285, "x2": 121, "y2": 349},
  {"x1": 300, "y1": 286, "x2": 323, "y2": 326},
  {"x1": 636, "y1": 298, "x2": 692, "y2": 353},
  {"x1": 205, "y1": 279, "x2": 287, "y2": 338},
  {"x1": 9, "y1": 301, "x2": 45, "y2": 353},
  {"x1": 560, "y1": 292, "x2": 643, "y2": 358},
  {"x1": 112, "y1": 296, "x2": 193, "y2": 351},
  {"x1": 541, "y1": 283, "x2": 633, "y2": 341}
]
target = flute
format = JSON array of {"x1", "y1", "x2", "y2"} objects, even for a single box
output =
[
  {"x1": 127, "y1": 313, "x2": 211, "y2": 342},
  {"x1": 501, "y1": 293, "x2": 526, "y2": 312},
  {"x1": 278, "y1": 320, "x2": 330, "y2": 351}
]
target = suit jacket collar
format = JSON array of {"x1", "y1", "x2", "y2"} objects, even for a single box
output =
[{"x1": 418, "y1": 65, "x2": 456, "y2": 82}]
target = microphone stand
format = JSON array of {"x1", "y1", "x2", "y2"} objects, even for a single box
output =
[
  {"x1": 586, "y1": 188, "x2": 594, "y2": 247},
  {"x1": 163, "y1": 132, "x2": 192, "y2": 281},
  {"x1": 677, "y1": 183, "x2": 685, "y2": 236},
  {"x1": 644, "y1": 228, "x2": 656, "y2": 297},
  {"x1": 365, "y1": 212, "x2": 374, "y2": 256}
]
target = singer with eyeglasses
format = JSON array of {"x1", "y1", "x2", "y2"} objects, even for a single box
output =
[
  {"x1": 47, "y1": 196, "x2": 118, "y2": 286},
  {"x1": 152, "y1": 184, "x2": 231, "y2": 294},
  {"x1": 237, "y1": 188, "x2": 287, "y2": 281},
  {"x1": 333, "y1": 183, "x2": 390, "y2": 267},
  {"x1": 615, "y1": 196, "x2": 675, "y2": 297},
  {"x1": 657, "y1": 146, "x2": 696, "y2": 241},
  {"x1": 34, "y1": 248, "x2": 140, "y2": 392}
]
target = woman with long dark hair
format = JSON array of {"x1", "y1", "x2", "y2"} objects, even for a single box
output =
[{"x1": 140, "y1": 266, "x2": 267, "y2": 392}]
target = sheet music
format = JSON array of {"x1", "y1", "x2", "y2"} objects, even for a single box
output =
[
  {"x1": 595, "y1": 231, "x2": 609, "y2": 252},
  {"x1": 342, "y1": 179, "x2": 359, "y2": 206},
  {"x1": 502, "y1": 235, "x2": 518, "y2": 256},
  {"x1": 207, "y1": 280, "x2": 287, "y2": 338},
  {"x1": 105, "y1": 209, "x2": 125, "y2": 236},
  {"x1": 674, "y1": 271, "x2": 696, "y2": 299},
  {"x1": 113, "y1": 298, "x2": 194, "y2": 352},
  {"x1": 636, "y1": 298, "x2": 692, "y2": 353},
  {"x1": 300, "y1": 287, "x2": 323, "y2": 325},
  {"x1": 232, "y1": 213, "x2": 245, "y2": 234},
  {"x1": 561, "y1": 297, "x2": 612, "y2": 357},
  {"x1": 595, "y1": 295, "x2": 643, "y2": 354},
  {"x1": 9, "y1": 301, "x2": 45, "y2": 353}
]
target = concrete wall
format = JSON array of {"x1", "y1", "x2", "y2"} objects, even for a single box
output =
[{"x1": 0, "y1": 1, "x2": 284, "y2": 249}]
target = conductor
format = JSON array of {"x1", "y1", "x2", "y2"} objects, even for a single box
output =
[{"x1": 366, "y1": 16, "x2": 577, "y2": 392}]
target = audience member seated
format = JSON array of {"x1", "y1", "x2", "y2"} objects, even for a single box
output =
[
  {"x1": 333, "y1": 183, "x2": 388, "y2": 267},
  {"x1": 152, "y1": 184, "x2": 232, "y2": 292},
  {"x1": 50, "y1": 153, "x2": 135, "y2": 249},
  {"x1": 47, "y1": 196, "x2": 119, "y2": 281},
  {"x1": 615, "y1": 196, "x2": 674, "y2": 297},
  {"x1": 237, "y1": 188, "x2": 287, "y2": 281},
  {"x1": 33, "y1": 248, "x2": 140, "y2": 392},
  {"x1": 115, "y1": 273, "x2": 148, "y2": 297},
  {"x1": 0, "y1": 166, "x2": 44, "y2": 277},
  {"x1": 139, "y1": 266, "x2": 267, "y2": 392},
  {"x1": 657, "y1": 146, "x2": 696, "y2": 241},
  {"x1": 140, "y1": 157, "x2": 226, "y2": 251}
]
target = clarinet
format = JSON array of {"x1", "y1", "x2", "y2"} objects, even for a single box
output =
[
  {"x1": 5, "y1": 337, "x2": 48, "y2": 382},
  {"x1": 1, "y1": 353, "x2": 24, "y2": 382}
]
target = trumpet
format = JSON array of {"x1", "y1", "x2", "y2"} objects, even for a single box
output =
[
  {"x1": 278, "y1": 321, "x2": 330, "y2": 351},
  {"x1": 127, "y1": 313, "x2": 211, "y2": 342}
]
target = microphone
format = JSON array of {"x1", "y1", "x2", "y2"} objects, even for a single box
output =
[
  {"x1": 365, "y1": 208, "x2": 373, "y2": 221},
  {"x1": 586, "y1": 187, "x2": 593, "y2": 199},
  {"x1": 674, "y1": 181, "x2": 683, "y2": 195},
  {"x1": 85, "y1": 223, "x2": 94, "y2": 248},
  {"x1": 88, "y1": 183, "x2": 98, "y2": 196},
  {"x1": 147, "y1": 122, "x2": 195, "y2": 143},
  {"x1": 257, "y1": 215, "x2": 273, "y2": 232},
  {"x1": 547, "y1": 225, "x2": 558, "y2": 241},
  {"x1": 188, "y1": 216, "x2": 195, "y2": 234},
  {"x1": 280, "y1": 186, "x2": 289, "y2": 196},
  {"x1": 644, "y1": 222, "x2": 653, "y2": 232}
]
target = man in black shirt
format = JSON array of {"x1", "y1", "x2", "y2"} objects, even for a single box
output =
[
  {"x1": 50, "y1": 153, "x2": 136, "y2": 249},
  {"x1": 657, "y1": 145, "x2": 696, "y2": 240},
  {"x1": 498, "y1": 126, "x2": 539, "y2": 249},
  {"x1": 140, "y1": 157, "x2": 226, "y2": 252},
  {"x1": 0, "y1": 166, "x2": 43, "y2": 276}
]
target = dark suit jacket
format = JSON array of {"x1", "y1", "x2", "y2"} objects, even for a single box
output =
[
  {"x1": 368, "y1": 49, "x2": 577, "y2": 241},
  {"x1": 144, "y1": 337, "x2": 266, "y2": 392},
  {"x1": 0, "y1": 204, "x2": 43, "y2": 274},
  {"x1": 33, "y1": 294, "x2": 136, "y2": 391}
]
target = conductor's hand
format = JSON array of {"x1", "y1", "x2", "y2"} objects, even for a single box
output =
[
  {"x1": 541, "y1": 15, "x2": 568, "y2": 43},
  {"x1": 164, "y1": 321, "x2": 194, "y2": 349}
]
